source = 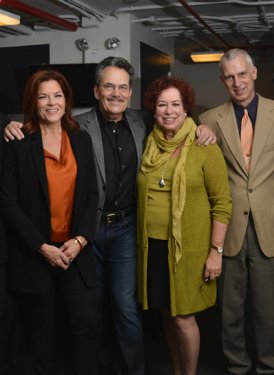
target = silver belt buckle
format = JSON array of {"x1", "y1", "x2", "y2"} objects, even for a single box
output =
[{"x1": 106, "y1": 213, "x2": 116, "y2": 224}]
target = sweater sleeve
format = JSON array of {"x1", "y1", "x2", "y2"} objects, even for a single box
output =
[{"x1": 203, "y1": 144, "x2": 232, "y2": 224}]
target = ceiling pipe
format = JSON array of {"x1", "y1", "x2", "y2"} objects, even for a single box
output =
[
  {"x1": 57, "y1": 0, "x2": 104, "y2": 21},
  {"x1": 116, "y1": 0, "x2": 274, "y2": 12},
  {"x1": 178, "y1": 0, "x2": 231, "y2": 49},
  {"x1": 180, "y1": 1, "x2": 274, "y2": 50},
  {"x1": 0, "y1": 0, "x2": 78, "y2": 31},
  {"x1": 3, "y1": 23, "x2": 33, "y2": 35},
  {"x1": 117, "y1": 0, "x2": 274, "y2": 51}
]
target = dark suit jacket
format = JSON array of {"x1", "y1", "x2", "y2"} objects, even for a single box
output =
[
  {"x1": 0, "y1": 113, "x2": 9, "y2": 266},
  {"x1": 0, "y1": 129, "x2": 98, "y2": 293},
  {"x1": 199, "y1": 95, "x2": 274, "y2": 257},
  {"x1": 76, "y1": 107, "x2": 147, "y2": 233}
]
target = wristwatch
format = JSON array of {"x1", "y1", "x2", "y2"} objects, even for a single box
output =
[{"x1": 211, "y1": 245, "x2": 224, "y2": 254}]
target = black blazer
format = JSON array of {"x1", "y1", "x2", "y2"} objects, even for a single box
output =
[
  {"x1": 0, "y1": 129, "x2": 98, "y2": 293},
  {"x1": 0, "y1": 113, "x2": 9, "y2": 266}
]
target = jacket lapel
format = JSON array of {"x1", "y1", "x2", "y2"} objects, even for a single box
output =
[
  {"x1": 83, "y1": 109, "x2": 106, "y2": 184},
  {"x1": 29, "y1": 131, "x2": 49, "y2": 205},
  {"x1": 249, "y1": 95, "x2": 274, "y2": 171},
  {"x1": 217, "y1": 101, "x2": 247, "y2": 175},
  {"x1": 126, "y1": 110, "x2": 144, "y2": 172},
  {"x1": 67, "y1": 130, "x2": 82, "y2": 211}
]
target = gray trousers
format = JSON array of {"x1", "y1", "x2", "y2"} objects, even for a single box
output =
[{"x1": 218, "y1": 219, "x2": 274, "y2": 375}]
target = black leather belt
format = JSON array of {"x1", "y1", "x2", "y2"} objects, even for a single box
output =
[{"x1": 101, "y1": 207, "x2": 135, "y2": 224}]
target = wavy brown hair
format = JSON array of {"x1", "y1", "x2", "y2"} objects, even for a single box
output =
[
  {"x1": 22, "y1": 69, "x2": 79, "y2": 134},
  {"x1": 143, "y1": 76, "x2": 195, "y2": 116}
]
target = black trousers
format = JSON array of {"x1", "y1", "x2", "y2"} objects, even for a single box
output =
[{"x1": 15, "y1": 263, "x2": 97, "y2": 375}]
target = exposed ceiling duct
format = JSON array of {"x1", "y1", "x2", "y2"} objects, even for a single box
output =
[
  {"x1": 0, "y1": 0, "x2": 78, "y2": 31},
  {"x1": 2, "y1": 23, "x2": 32, "y2": 35},
  {"x1": 115, "y1": 0, "x2": 274, "y2": 53},
  {"x1": 56, "y1": 0, "x2": 105, "y2": 21},
  {"x1": 1, "y1": 0, "x2": 274, "y2": 56},
  {"x1": 178, "y1": 0, "x2": 231, "y2": 49}
]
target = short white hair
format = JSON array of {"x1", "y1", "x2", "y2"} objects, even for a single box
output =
[{"x1": 219, "y1": 48, "x2": 254, "y2": 75}]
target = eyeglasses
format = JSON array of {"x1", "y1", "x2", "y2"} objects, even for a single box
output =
[{"x1": 99, "y1": 83, "x2": 130, "y2": 93}]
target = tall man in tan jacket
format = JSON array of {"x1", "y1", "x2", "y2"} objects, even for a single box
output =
[{"x1": 199, "y1": 48, "x2": 274, "y2": 375}]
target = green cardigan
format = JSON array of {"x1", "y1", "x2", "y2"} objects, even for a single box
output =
[{"x1": 137, "y1": 143, "x2": 232, "y2": 316}]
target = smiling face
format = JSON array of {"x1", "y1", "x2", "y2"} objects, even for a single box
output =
[
  {"x1": 36, "y1": 80, "x2": 65, "y2": 126},
  {"x1": 155, "y1": 87, "x2": 187, "y2": 139},
  {"x1": 94, "y1": 66, "x2": 132, "y2": 122},
  {"x1": 220, "y1": 53, "x2": 257, "y2": 107}
]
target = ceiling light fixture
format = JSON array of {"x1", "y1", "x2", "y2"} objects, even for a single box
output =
[
  {"x1": 0, "y1": 9, "x2": 20, "y2": 26},
  {"x1": 190, "y1": 51, "x2": 224, "y2": 63}
]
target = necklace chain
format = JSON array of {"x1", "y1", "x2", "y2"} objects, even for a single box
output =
[
  {"x1": 159, "y1": 143, "x2": 185, "y2": 188},
  {"x1": 159, "y1": 159, "x2": 169, "y2": 188}
]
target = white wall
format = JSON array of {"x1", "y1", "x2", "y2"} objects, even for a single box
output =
[{"x1": 0, "y1": 14, "x2": 132, "y2": 62}]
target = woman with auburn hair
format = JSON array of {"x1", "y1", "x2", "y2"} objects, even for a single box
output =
[
  {"x1": 137, "y1": 76, "x2": 232, "y2": 375},
  {"x1": 0, "y1": 69, "x2": 98, "y2": 375}
]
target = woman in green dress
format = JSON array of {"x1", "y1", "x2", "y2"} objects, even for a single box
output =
[{"x1": 137, "y1": 76, "x2": 232, "y2": 375}]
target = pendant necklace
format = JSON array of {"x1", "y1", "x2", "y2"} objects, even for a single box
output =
[
  {"x1": 159, "y1": 159, "x2": 169, "y2": 188},
  {"x1": 159, "y1": 143, "x2": 184, "y2": 188}
]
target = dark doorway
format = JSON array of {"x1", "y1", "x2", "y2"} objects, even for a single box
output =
[
  {"x1": 0, "y1": 45, "x2": 49, "y2": 115},
  {"x1": 140, "y1": 42, "x2": 171, "y2": 110}
]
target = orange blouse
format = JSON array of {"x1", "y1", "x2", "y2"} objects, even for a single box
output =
[{"x1": 44, "y1": 129, "x2": 77, "y2": 242}]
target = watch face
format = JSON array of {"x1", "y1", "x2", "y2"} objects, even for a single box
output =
[{"x1": 212, "y1": 245, "x2": 223, "y2": 253}]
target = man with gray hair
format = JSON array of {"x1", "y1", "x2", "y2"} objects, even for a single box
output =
[
  {"x1": 72, "y1": 56, "x2": 145, "y2": 375},
  {"x1": 199, "y1": 48, "x2": 274, "y2": 375}
]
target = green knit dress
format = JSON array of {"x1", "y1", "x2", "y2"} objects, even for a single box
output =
[{"x1": 137, "y1": 143, "x2": 232, "y2": 316}]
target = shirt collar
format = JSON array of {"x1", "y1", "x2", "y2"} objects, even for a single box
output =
[
  {"x1": 95, "y1": 105, "x2": 125, "y2": 125},
  {"x1": 232, "y1": 94, "x2": 258, "y2": 126}
]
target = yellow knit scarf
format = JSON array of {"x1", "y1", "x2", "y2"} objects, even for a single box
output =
[{"x1": 141, "y1": 117, "x2": 197, "y2": 270}]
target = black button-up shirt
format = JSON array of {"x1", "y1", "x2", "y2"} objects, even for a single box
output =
[{"x1": 96, "y1": 107, "x2": 137, "y2": 212}]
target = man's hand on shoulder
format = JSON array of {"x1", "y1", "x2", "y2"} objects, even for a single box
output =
[
  {"x1": 4, "y1": 121, "x2": 24, "y2": 142},
  {"x1": 195, "y1": 125, "x2": 216, "y2": 145}
]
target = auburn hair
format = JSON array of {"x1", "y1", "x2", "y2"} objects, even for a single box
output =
[
  {"x1": 22, "y1": 69, "x2": 79, "y2": 133},
  {"x1": 143, "y1": 76, "x2": 195, "y2": 115}
]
